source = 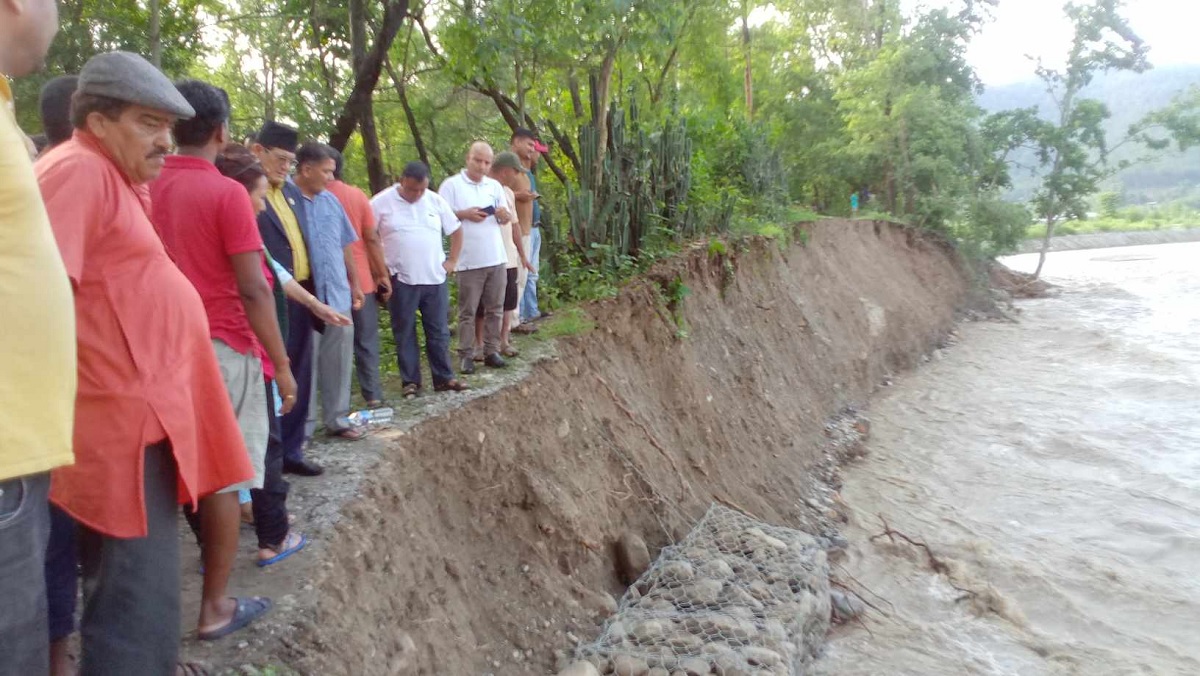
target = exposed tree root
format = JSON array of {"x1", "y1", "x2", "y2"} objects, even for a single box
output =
[{"x1": 870, "y1": 514, "x2": 978, "y2": 602}]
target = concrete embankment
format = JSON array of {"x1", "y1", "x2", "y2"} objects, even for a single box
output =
[
  {"x1": 1016, "y1": 227, "x2": 1200, "y2": 254},
  {"x1": 203, "y1": 220, "x2": 972, "y2": 675}
]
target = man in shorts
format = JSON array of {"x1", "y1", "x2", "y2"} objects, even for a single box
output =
[
  {"x1": 150, "y1": 78, "x2": 292, "y2": 640},
  {"x1": 485, "y1": 151, "x2": 534, "y2": 358}
]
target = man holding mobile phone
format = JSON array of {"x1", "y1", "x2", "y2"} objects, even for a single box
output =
[{"x1": 439, "y1": 141, "x2": 513, "y2": 373}]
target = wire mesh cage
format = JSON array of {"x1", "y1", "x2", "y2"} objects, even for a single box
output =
[{"x1": 577, "y1": 504, "x2": 831, "y2": 675}]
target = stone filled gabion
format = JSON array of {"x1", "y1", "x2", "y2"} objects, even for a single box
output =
[{"x1": 577, "y1": 505, "x2": 831, "y2": 675}]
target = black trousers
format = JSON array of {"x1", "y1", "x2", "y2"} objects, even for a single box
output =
[
  {"x1": 251, "y1": 376, "x2": 290, "y2": 548},
  {"x1": 78, "y1": 444, "x2": 180, "y2": 676},
  {"x1": 281, "y1": 292, "x2": 316, "y2": 465}
]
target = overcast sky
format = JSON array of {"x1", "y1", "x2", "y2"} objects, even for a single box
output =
[{"x1": 908, "y1": 0, "x2": 1200, "y2": 85}]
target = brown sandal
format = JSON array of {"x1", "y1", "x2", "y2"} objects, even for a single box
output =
[
  {"x1": 402, "y1": 383, "x2": 421, "y2": 400},
  {"x1": 435, "y1": 379, "x2": 471, "y2": 392}
]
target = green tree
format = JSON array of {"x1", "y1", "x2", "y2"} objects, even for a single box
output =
[{"x1": 996, "y1": 0, "x2": 1197, "y2": 277}]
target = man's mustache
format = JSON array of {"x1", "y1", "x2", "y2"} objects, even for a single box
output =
[{"x1": 146, "y1": 150, "x2": 168, "y2": 159}]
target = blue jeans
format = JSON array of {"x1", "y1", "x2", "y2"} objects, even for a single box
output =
[
  {"x1": 0, "y1": 472, "x2": 51, "y2": 676},
  {"x1": 388, "y1": 279, "x2": 455, "y2": 387},
  {"x1": 520, "y1": 227, "x2": 541, "y2": 322},
  {"x1": 46, "y1": 504, "x2": 77, "y2": 642}
]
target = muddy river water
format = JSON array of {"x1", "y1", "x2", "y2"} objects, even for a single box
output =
[{"x1": 814, "y1": 242, "x2": 1200, "y2": 675}]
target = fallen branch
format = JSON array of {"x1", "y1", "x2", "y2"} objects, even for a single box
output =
[
  {"x1": 832, "y1": 562, "x2": 895, "y2": 614},
  {"x1": 869, "y1": 514, "x2": 977, "y2": 602},
  {"x1": 870, "y1": 514, "x2": 950, "y2": 575},
  {"x1": 830, "y1": 579, "x2": 889, "y2": 618}
]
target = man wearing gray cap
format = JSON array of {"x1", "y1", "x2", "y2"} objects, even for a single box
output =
[{"x1": 37, "y1": 51, "x2": 256, "y2": 675}]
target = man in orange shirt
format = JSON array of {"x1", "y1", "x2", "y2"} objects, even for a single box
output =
[
  {"x1": 326, "y1": 149, "x2": 390, "y2": 407},
  {"x1": 37, "y1": 51, "x2": 254, "y2": 674}
]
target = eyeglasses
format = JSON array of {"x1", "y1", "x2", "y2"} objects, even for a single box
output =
[{"x1": 267, "y1": 150, "x2": 297, "y2": 169}]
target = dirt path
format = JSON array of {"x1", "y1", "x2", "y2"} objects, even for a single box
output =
[{"x1": 178, "y1": 337, "x2": 558, "y2": 671}]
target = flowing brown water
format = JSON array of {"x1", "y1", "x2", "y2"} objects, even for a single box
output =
[{"x1": 815, "y1": 242, "x2": 1200, "y2": 676}]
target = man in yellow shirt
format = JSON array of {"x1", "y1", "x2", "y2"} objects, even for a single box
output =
[
  {"x1": 253, "y1": 122, "x2": 324, "y2": 476},
  {"x1": 0, "y1": 1, "x2": 78, "y2": 673}
]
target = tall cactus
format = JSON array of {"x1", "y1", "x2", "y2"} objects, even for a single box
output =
[{"x1": 567, "y1": 95, "x2": 700, "y2": 267}]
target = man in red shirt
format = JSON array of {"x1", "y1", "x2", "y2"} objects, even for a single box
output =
[
  {"x1": 151, "y1": 79, "x2": 304, "y2": 641},
  {"x1": 37, "y1": 51, "x2": 253, "y2": 674},
  {"x1": 326, "y1": 150, "x2": 390, "y2": 407}
]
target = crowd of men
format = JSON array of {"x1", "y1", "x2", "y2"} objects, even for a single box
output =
[{"x1": 1, "y1": 3, "x2": 548, "y2": 673}]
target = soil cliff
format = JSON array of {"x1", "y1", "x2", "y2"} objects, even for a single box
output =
[{"x1": 270, "y1": 220, "x2": 969, "y2": 675}]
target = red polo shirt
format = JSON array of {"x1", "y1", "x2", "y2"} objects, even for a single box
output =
[
  {"x1": 150, "y1": 155, "x2": 265, "y2": 357},
  {"x1": 37, "y1": 133, "x2": 253, "y2": 538}
]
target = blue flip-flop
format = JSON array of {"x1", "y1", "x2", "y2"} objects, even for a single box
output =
[
  {"x1": 256, "y1": 531, "x2": 308, "y2": 568},
  {"x1": 197, "y1": 596, "x2": 272, "y2": 641}
]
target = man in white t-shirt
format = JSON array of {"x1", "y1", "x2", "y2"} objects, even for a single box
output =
[
  {"x1": 372, "y1": 161, "x2": 471, "y2": 396},
  {"x1": 438, "y1": 141, "x2": 514, "y2": 374}
]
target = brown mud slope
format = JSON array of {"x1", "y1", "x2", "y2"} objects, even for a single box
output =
[{"x1": 284, "y1": 220, "x2": 968, "y2": 675}]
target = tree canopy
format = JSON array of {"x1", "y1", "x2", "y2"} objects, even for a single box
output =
[{"x1": 12, "y1": 0, "x2": 1198, "y2": 285}]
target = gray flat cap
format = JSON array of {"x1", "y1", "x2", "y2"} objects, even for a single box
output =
[{"x1": 78, "y1": 51, "x2": 195, "y2": 119}]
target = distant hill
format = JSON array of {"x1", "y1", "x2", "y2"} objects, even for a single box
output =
[{"x1": 977, "y1": 65, "x2": 1200, "y2": 205}]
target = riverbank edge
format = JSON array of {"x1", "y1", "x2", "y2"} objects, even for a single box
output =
[
  {"x1": 1015, "y1": 227, "x2": 1200, "y2": 254},
  {"x1": 190, "y1": 218, "x2": 974, "y2": 675}
]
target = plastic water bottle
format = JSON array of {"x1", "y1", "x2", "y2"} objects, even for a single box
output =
[
  {"x1": 347, "y1": 407, "x2": 394, "y2": 427},
  {"x1": 367, "y1": 407, "x2": 393, "y2": 425}
]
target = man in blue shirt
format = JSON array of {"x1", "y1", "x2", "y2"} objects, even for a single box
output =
[{"x1": 291, "y1": 143, "x2": 364, "y2": 441}]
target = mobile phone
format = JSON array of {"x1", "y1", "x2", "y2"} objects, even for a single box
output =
[{"x1": 481, "y1": 205, "x2": 496, "y2": 215}]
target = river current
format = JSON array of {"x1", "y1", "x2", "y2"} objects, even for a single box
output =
[{"x1": 813, "y1": 242, "x2": 1200, "y2": 675}]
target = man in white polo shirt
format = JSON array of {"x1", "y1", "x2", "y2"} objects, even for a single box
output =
[
  {"x1": 438, "y1": 141, "x2": 514, "y2": 374},
  {"x1": 372, "y1": 161, "x2": 471, "y2": 397}
]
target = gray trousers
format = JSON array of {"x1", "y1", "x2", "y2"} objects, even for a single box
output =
[
  {"x1": 351, "y1": 292, "x2": 384, "y2": 403},
  {"x1": 311, "y1": 322, "x2": 354, "y2": 432},
  {"x1": 0, "y1": 471, "x2": 51, "y2": 676},
  {"x1": 457, "y1": 264, "x2": 506, "y2": 358},
  {"x1": 79, "y1": 443, "x2": 180, "y2": 676}
]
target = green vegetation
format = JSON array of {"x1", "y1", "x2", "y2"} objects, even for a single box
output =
[
  {"x1": 533, "y1": 308, "x2": 596, "y2": 340},
  {"x1": 16, "y1": 0, "x2": 1199, "y2": 299},
  {"x1": 1026, "y1": 205, "x2": 1200, "y2": 239}
]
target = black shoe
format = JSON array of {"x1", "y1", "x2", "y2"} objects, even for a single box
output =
[
  {"x1": 460, "y1": 357, "x2": 476, "y2": 374},
  {"x1": 484, "y1": 353, "x2": 507, "y2": 369},
  {"x1": 283, "y1": 459, "x2": 324, "y2": 476}
]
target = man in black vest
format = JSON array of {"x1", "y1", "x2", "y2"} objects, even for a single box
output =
[{"x1": 252, "y1": 121, "x2": 324, "y2": 476}]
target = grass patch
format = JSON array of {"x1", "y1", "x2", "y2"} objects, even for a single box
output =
[
  {"x1": 1025, "y1": 218, "x2": 1195, "y2": 239},
  {"x1": 534, "y1": 307, "x2": 595, "y2": 339},
  {"x1": 785, "y1": 205, "x2": 821, "y2": 223}
]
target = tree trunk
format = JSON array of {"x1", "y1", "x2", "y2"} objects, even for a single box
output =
[
  {"x1": 591, "y1": 47, "x2": 618, "y2": 188},
  {"x1": 359, "y1": 102, "x2": 387, "y2": 193},
  {"x1": 741, "y1": 2, "x2": 753, "y2": 120},
  {"x1": 384, "y1": 57, "x2": 430, "y2": 169},
  {"x1": 349, "y1": 0, "x2": 386, "y2": 192},
  {"x1": 1033, "y1": 216, "x2": 1056, "y2": 278},
  {"x1": 328, "y1": 0, "x2": 410, "y2": 152},
  {"x1": 568, "y1": 72, "x2": 585, "y2": 119},
  {"x1": 148, "y1": 0, "x2": 162, "y2": 67}
]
